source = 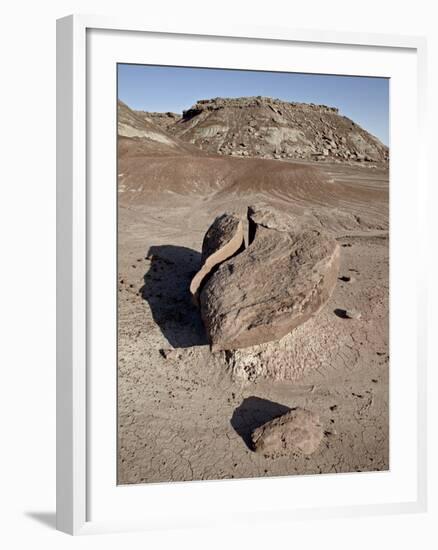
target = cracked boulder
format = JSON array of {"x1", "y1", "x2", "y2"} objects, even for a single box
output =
[
  {"x1": 199, "y1": 206, "x2": 340, "y2": 351},
  {"x1": 251, "y1": 408, "x2": 323, "y2": 456},
  {"x1": 190, "y1": 213, "x2": 244, "y2": 306}
]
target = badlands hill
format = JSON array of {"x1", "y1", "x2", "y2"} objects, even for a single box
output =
[
  {"x1": 140, "y1": 96, "x2": 389, "y2": 164},
  {"x1": 119, "y1": 100, "x2": 331, "y2": 201},
  {"x1": 118, "y1": 100, "x2": 198, "y2": 157},
  {"x1": 118, "y1": 99, "x2": 388, "y2": 233},
  {"x1": 138, "y1": 110, "x2": 181, "y2": 132}
]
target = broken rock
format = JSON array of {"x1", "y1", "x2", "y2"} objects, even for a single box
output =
[
  {"x1": 200, "y1": 206, "x2": 340, "y2": 350},
  {"x1": 252, "y1": 408, "x2": 324, "y2": 456},
  {"x1": 190, "y1": 213, "x2": 244, "y2": 306}
]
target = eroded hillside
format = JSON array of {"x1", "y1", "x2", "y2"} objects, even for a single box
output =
[{"x1": 144, "y1": 96, "x2": 389, "y2": 164}]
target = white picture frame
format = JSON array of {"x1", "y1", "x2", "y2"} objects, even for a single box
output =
[{"x1": 56, "y1": 14, "x2": 428, "y2": 535}]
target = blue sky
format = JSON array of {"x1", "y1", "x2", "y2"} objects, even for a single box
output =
[{"x1": 118, "y1": 64, "x2": 389, "y2": 145}]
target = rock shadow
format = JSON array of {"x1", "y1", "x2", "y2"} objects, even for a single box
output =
[
  {"x1": 230, "y1": 396, "x2": 292, "y2": 450},
  {"x1": 334, "y1": 308, "x2": 348, "y2": 319},
  {"x1": 140, "y1": 245, "x2": 207, "y2": 348}
]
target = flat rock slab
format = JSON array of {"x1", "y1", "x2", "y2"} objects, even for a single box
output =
[
  {"x1": 200, "y1": 206, "x2": 340, "y2": 350},
  {"x1": 251, "y1": 408, "x2": 324, "y2": 457},
  {"x1": 190, "y1": 213, "x2": 244, "y2": 306}
]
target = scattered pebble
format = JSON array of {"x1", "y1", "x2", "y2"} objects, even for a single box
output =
[
  {"x1": 345, "y1": 309, "x2": 362, "y2": 319},
  {"x1": 338, "y1": 275, "x2": 355, "y2": 282},
  {"x1": 335, "y1": 308, "x2": 361, "y2": 319}
]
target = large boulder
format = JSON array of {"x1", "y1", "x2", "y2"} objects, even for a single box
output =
[
  {"x1": 190, "y1": 213, "x2": 244, "y2": 306},
  {"x1": 251, "y1": 408, "x2": 323, "y2": 456},
  {"x1": 199, "y1": 206, "x2": 340, "y2": 351}
]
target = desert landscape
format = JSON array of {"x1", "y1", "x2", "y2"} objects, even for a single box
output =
[{"x1": 117, "y1": 93, "x2": 389, "y2": 484}]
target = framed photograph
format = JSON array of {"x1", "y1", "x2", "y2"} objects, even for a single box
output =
[{"x1": 56, "y1": 15, "x2": 427, "y2": 535}]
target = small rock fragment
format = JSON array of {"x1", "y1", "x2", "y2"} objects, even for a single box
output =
[
  {"x1": 251, "y1": 408, "x2": 323, "y2": 456},
  {"x1": 190, "y1": 213, "x2": 244, "y2": 306},
  {"x1": 345, "y1": 309, "x2": 361, "y2": 319},
  {"x1": 338, "y1": 275, "x2": 354, "y2": 282},
  {"x1": 334, "y1": 308, "x2": 361, "y2": 319}
]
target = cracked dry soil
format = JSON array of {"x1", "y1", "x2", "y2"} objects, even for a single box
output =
[{"x1": 117, "y1": 162, "x2": 389, "y2": 484}]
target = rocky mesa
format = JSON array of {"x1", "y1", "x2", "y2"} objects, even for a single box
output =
[{"x1": 147, "y1": 96, "x2": 389, "y2": 164}]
